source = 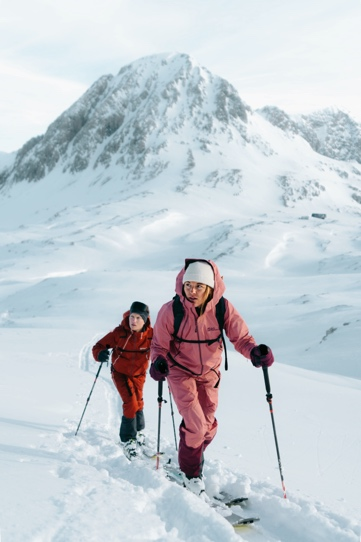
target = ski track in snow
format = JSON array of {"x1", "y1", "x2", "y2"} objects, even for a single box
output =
[{"x1": 23, "y1": 342, "x2": 359, "y2": 542}]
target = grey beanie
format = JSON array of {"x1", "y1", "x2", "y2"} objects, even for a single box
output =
[{"x1": 129, "y1": 301, "x2": 149, "y2": 323}]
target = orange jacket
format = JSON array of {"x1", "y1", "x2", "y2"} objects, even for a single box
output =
[{"x1": 92, "y1": 311, "x2": 153, "y2": 377}]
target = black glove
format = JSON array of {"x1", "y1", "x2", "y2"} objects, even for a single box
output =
[
  {"x1": 154, "y1": 357, "x2": 169, "y2": 374},
  {"x1": 150, "y1": 356, "x2": 169, "y2": 381},
  {"x1": 250, "y1": 344, "x2": 274, "y2": 368},
  {"x1": 98, "y1": 349, "x2": 110, "y2": 363}
]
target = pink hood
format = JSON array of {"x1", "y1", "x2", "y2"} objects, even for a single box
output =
[
  {"x1": 151, "y1": 258, "x2": 256, "y2": 375},
  {"x1": 175, "y1": 258, "x2": 225, "y2": 307}
]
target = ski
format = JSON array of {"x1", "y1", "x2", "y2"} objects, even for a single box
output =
[
  {"x1": 141, "y1": 449, "x2": 164, "y2": 460},
  {"x1": 220, "y1": 511, "x2": 259, "y2": 526},
  {"x1": 118, "y1": 438, "x2": 163, "y2": 461},
  {"x1": 214, "y1": 491, "x2": 249, "y2": 507},
  {"x1": 163, "y1": 462, "x2": 260, "y2": 526}
]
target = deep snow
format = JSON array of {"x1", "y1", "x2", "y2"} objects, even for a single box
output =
[
  {"x1": 1, "y1": 323, "x2": 360, "y2": 541},
  {"x1": 1, "y1": 196, "x2": 361, "y2": 541}
]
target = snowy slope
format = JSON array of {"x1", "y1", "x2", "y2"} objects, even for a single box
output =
[
  {"x1": 1, "y1": 327, "x2": 360, "y2": 542},
  {"x1": 1, "y1": 53, "x2": 361, "y2": 541}
]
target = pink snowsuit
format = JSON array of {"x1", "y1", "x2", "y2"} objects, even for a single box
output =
[{"x1": 151, "y1": 259, "x2": 257, "y2": 478}]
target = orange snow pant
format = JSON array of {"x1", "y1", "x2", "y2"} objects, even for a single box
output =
[{"x1": 111, "y1": 368, "x2": 146, "y2": 419}]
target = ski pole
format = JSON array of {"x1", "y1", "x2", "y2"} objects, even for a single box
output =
[
  {"x1": 75, "y1": 362, "x2": 104, "y2": 436},
  {"x1": 156, "y1": 380, "x2": 166, "y2": 469},
  {"x1": 262, "y1": 366, "x2": 287, "y2": 499},
  {"x1": 168, "y1": 386, "x2": 178, "y2": 451}
]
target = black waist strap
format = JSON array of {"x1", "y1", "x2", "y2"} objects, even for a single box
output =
[
  {"x1": 116, "y1": 347, "x2": 150, "y2": 353},
  {"x1": 172, "y1": 331, "x2": 228, "y2": 371},
  {"x1": 172, "y1": 333, "x2": 222, "y2": 346}
]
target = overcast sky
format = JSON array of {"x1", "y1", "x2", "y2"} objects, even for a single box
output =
[{"x1": 1, "y1": 0, "x2": 360, "y2": 153}]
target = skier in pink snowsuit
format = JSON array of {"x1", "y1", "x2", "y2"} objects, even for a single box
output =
[{"x1": 150, "y1": 258, "x2": 274, "y2": 496}]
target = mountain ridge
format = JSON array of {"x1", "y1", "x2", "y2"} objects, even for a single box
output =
[
  {"x1": 259, "y1": 105, "x2": 361, "y2": 163},
  {"x1": 1, "y1": 52, "x2": 360, "y2": 196}
]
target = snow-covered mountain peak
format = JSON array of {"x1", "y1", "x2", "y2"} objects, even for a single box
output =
[
  {"x1": 1, "y1": 52, "x2": 361, "y2": 222},
  {"x1": 0, "y1": 53, "x2": 250, "y2": 186}
]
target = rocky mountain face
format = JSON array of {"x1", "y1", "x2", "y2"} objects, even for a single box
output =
[
  {"x1": 0, "y1": 52, "x2": 360, "y2": 205},
  {"x1": 259, "y1": 106, "x2": 361, "y2": 163},
  {"x1": 0, "y1": 53, "x2": 250, "y2": 186}
]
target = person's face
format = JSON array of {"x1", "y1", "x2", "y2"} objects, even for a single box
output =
[
  {"x1": 129, "y1": 313, "x2": 144, "y2": 331},
  {"x1": 183, "y1": 281, "x2": 207, "y2": 307}
]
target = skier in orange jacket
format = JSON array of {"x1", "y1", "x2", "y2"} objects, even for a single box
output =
[{"x1": 93, "y1": 301, "x2": 152, "y2": 460}]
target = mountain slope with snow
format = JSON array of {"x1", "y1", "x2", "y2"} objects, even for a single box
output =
[
  {"x1": 1, "y1": 52, "x2": 360, "y2": 541},
  {"x1": 259, "y1": 106, "x2": 361, "y2": 163}
]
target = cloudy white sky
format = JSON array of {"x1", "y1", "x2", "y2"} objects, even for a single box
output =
[{"x1": 1, "y1": 0, "x2": 360, "y2": 153}]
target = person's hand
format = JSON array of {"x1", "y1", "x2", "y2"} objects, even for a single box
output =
[
  {"x1": 98, "y1": 349, "x2": 110, "y2": 363},
  {"x1": 250, "y1": 344, "x2": 274, "y2": 368},
  {"x1": 150, "y1": 356, "x2": 169, "y2": 381}
]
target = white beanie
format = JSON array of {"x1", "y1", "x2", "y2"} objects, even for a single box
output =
[{"x1": 183, "y1": 261, "x2": 215, "y2": 288}]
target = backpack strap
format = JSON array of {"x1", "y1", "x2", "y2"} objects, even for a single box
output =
[
  {"x1": 171, "y1": 294, "x2": 229, "y2": 370},
  {"x1": 216, "y1": 296, "x2": 228, "y2": 371},
  {"x1": 172, "y1": 294, "x2": 184, "y2": 338}
]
